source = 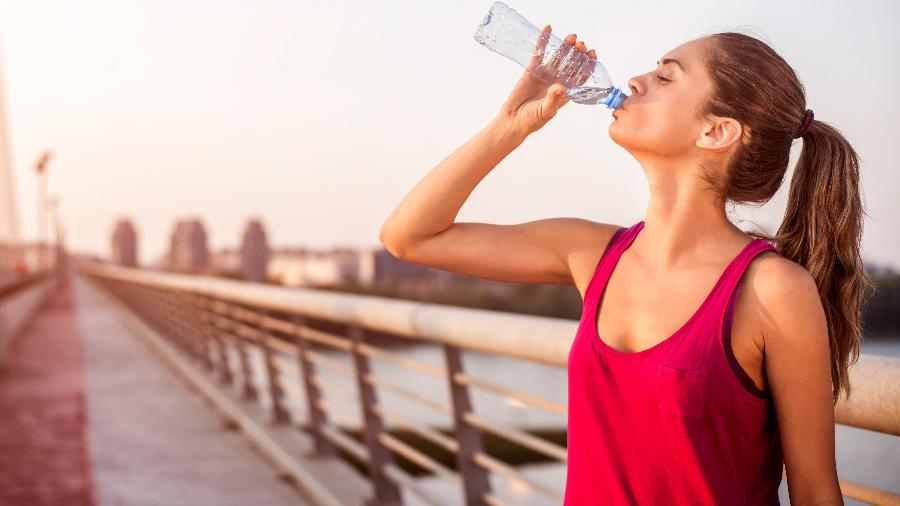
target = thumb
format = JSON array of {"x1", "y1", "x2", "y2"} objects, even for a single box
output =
[{"x1": 543, "y1": 83, "x2": 569, "y2": 114}]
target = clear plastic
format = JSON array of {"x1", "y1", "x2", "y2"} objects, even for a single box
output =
[{"x1": 474, "y1": 1, "x2": 627, "y2": 109}]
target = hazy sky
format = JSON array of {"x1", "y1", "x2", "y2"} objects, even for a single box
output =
[{"x1": 0, "y1": 0, "x2": 897, "y2": 268}]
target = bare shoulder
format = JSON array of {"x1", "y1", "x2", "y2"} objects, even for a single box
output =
[
  {"x1": 557, "y1": 219, "x2": 624, "y2": 300},
  {"x1": 740, "y1": 249, "x2": 826, "y2": 347},
  {"x1": 744, "y1": 250, "x2": 819, "y2": 305}
]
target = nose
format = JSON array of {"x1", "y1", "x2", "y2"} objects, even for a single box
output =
[{"x1": 627, "y1": 75, "x2": 642, "y2": 96}]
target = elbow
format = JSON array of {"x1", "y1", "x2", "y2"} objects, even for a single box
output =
[{"x1": 378, "y1": 226, "x2": 408, "y2": 259}]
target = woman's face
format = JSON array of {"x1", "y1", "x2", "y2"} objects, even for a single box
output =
[{"x1": 608, "y1": 38, "x2": 717, "y2": 159}]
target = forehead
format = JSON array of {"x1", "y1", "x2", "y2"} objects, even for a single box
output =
[{"x1": 661, "y1": 39, "x2": 706, "y2": 69}]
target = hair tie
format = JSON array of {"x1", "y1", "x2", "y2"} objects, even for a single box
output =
[{"x1": 795, "y1": 108, "x2": 814, "y2": 138}]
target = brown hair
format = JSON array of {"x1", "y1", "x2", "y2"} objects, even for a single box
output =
[{"x1": 698, "y1": 31, "x2": 874, "y2": 404}]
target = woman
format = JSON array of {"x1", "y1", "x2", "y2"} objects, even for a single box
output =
[{"x1": 379, "y1": 25, "x2": 870, "y2": 505}]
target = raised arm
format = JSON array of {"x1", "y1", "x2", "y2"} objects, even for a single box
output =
[{"x1": 379, "y1": 29, "x2": 619, "y2": 287}]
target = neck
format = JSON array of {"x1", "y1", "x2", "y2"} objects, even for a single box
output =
[{"x1": 632, "y1": 153, "x2": 748, "y2": 271}]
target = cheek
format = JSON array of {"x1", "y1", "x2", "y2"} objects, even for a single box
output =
[{"x1": 608, "y1": 107, "x2": 698, "y2": 154}]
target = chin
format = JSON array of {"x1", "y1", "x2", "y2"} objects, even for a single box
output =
[{"x1": 608, "y1": 121, "x2": 629, "y2": 148}]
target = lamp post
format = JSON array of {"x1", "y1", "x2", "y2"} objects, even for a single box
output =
[
  {"x1": 34, "y1": 150, "x2": 52, "y2": 271},
  {"x1": 48, "y1": 194, "x2": 61, "y2": 273}
]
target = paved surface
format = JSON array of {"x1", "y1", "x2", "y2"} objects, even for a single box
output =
[
  {"x1": 73, "y1": 275, "x2": 308, "y2": 506},
  {"x1": 0, "y1": 271, "x2": 310, "y2": 505},
  {"x1": 0, "y1": 276, "x2": 96, "y2": 506}
]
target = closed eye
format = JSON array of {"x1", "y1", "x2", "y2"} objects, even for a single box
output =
[{"x1": 656, "y1": 75, "x2": 672, "y2": 83}]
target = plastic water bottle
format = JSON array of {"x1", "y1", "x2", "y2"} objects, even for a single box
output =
[{"x1": 474, "y1": 1, "x2": 627, "y2": 109}]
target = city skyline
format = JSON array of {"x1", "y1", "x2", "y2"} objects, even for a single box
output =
[{"x1": 0, "y1": 0, "x2": 897, "y2": 269}]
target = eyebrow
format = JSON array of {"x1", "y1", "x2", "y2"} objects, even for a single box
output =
[{"x1": 657, "y1": 58, "x2": 687, "y2": 72}]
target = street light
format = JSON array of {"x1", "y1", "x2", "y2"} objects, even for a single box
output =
[
  {"x1": 34, "y1": 149, "x2": 52, "y2": 271},
  {"x1": 49, "y1": 194, "x2": 61, "y2": 273}
]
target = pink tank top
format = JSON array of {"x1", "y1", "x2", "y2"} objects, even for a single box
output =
[{"x1": 565, "y1": 220, "x2": 784, "y2": 505}]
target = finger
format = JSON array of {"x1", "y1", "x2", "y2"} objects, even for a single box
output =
[
  {"x1": 559, "y1": 40, "x2": 593, "y2": 87},
  {"x1": 527, "y1": 24, "x2": 552, "y2": 73},
  {"x1": 561, "y1": 40, "x2": 590, "y2": 86},
  {"x1": 573, "y1": 57, "x2": 597, "y2": 86},
  {"x1": 572, "y1": 48, "x2": 598, "y2": 86},
  {"x1": 544, "y1": 33, "x2": 577, "y2": 80},
  {"x1": 558, "y1": 35, "x2": 585, "y2": 86},
  {"x1": 562, "y1": 50, "x2": 589, "y2": 87},
  {"x1": 526, "y1": 25, "x2": 553, "y2": 77}
]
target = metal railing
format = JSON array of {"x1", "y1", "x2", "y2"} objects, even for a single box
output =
[
  {"x1": 80, "y1": 262, "x2": 900, "y2": 506},
  {"x1": 0, "y1": 270, "x2": 58, "y2": 370}
]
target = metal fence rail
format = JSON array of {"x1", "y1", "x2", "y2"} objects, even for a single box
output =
[
  {"x1": 0, "y1": 270, "x2": 57, "y2": 370},
  {"x1": 80, "y1": 262, "x2": 900, "y2": 506}
]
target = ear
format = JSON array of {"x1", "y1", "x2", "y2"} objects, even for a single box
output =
[{"x1": 696, "y1": 116, "x2": 743, "y2": 152}]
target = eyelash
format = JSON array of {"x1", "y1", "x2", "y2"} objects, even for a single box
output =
[{"x1": 656, "y1": 75, "x2": 672, "y2": 83}]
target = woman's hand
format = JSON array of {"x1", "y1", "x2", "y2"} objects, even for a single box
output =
[{"x1": 495, "y1": 25, "x2": 597, "y2": 138}]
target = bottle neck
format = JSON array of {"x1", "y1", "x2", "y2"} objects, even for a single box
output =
[{"x1": 604, "y1": 88, "x2": 627, "y2": 109}]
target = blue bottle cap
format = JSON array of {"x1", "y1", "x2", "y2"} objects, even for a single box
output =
[{"x1": 604, "y1": 88, "x2": 627, "y2": 109}]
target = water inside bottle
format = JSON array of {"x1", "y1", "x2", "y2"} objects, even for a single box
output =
[
  {"x1": 565, "y1": 85, "x2": 626, "y2": 108},
  {"x1": 566, "y1": 86, "x2": 613, "y2": 105}
]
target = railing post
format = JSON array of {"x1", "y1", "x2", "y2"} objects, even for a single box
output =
[
  {"x1": 171, "y1": 290, "x2": 199, "y2": 362},
  {"x1": 258, "y1": 309, "x2": 290, "y2": 424},
  {"x1": 162, "y1": 290, "x2": 188, "y2": 352},
  {"x1": 226, "y1": 303, "x2": 258, "y2": 401},
  {"x1": 196, "y1": 294, "x2": 228, "y2": 379},
  {"x1": 142, "y1": 287, "x2": 167, "y2": 338},
  {"x1": 444, "y1": 344, "x2": 491, "y2": 506},
  {"x1": 292, "y1": 315, "x2": 338, "y2": 457},
  {"x1": 186, "y1": 293, "x2": 215, "y2": 372},
  {"x1": 205, "y1": 298, "x2": 234, "y2": 386},
  {"x1": 349, "y1": 324, "x2": 402, "y2": 506}
]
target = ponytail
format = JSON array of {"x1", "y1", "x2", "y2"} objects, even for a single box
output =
[
  {"x1": 749, "y1": 119, "x2": 875, "y2": 404},
  {"x1": 702, "y1": 32, "x2": 875, "y2": 404}
]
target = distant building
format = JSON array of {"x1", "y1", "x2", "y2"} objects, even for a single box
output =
[
  {"x1": 111, "y1": 219, "x2": 138, "y2": 267},
  {"x1": 168, "y1": 218, "x2": 209, "y2": 272},
  {"x1": 240, "y1": 219, "x2": 270, "y2": 283},
  {"x1": 209, "y1": 247, "x2": 240, "y2": 275},
  {"x1": 357, "y1": 247, "x2": 453, "y2": 286},
  {"x1": 268, "y1": 247, "x2": 359, "y2": 287},
  {"x1": 357, "y1": 247, "x2": 458, "y2": 290},
  {"x1": 267, "y1": 245, "x2": 458, "y2": 290}
]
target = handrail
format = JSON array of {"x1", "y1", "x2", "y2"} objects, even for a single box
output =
[
  {"x1": 79, "y1": 263, "x2": 574, "y2": 365},
  {"x1": 79, "y1": 262, "x2": 900, "y2": 506},
  {"x1": 0, "y1": 270, "x2": 51, "y2": 300},
  {"x1": 0, "y1": 270, "x2": 58, "y2": 371}
]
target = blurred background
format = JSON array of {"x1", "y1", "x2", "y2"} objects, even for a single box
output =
[
  {"x1": 0, "y1": 0, "x2": 898, "y2": 270},
  {"x1": 0, "y1": 1, "x2": 896, "y2": 505}
]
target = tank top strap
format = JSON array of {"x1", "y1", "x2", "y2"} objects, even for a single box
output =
[
  {"x1": 716, "y1": 238, "x2": 780, "y2": 312},
  {"x1": 703, "y1": 238, "x2": 780, "y2": 347},
  {"x1": 712, "y1": 238, "x2": 780, "y2": 397},
  {"x1": 583, "y1": 221, "x2": 644, "y2": 306}
]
